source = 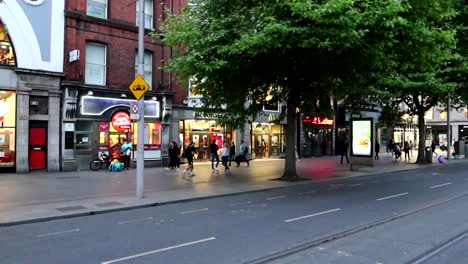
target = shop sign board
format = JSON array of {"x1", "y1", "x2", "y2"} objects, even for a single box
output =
[
  {"x1": 111, "y1": 111, "x2": 131, "y2": 132},
  {"x1": 129, "y1": 74, "x2": 150, "y2": 100},
  {"x1": 302, "y1": 116, "x2": 334, "y2": 126},
  {"x1": 350, "y1": 118, "x2": 373, "y2": 157}
]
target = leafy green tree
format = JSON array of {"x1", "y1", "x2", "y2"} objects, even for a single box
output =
[
  {"x1": 375, "y1": 0, "x2": 461, "y2": 163},
  {"x1": 156, "y1": 0, "x2": 456, "y2": 177}
]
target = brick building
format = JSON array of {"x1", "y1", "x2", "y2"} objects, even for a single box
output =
[{"x1": 61, "y1": 0, "x2": 187, "y2": 170}]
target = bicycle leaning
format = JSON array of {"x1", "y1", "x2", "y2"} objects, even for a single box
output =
[{"x1": 89, "y1": 153, "x2": 111, "y2": 171}]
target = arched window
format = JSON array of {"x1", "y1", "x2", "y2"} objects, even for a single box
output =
[{"x1": 0, "y1": 21, "x2": 16, "y2": 66}]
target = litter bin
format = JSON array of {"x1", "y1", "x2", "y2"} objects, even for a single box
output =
[{"x1": 425, "y1": 147, "x2": 432, "y2": 163}]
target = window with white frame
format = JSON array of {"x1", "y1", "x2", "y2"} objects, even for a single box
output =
[
  {"x1": 85, "y1": 43, "x2": 106, "y2": 86},
  {"x1": 136, "y1": 0, "x2": 154, "y2": 29},
  {"x1": 135, "y1": 51, "x2": 153, "y2": 90},
  {"x1": 87, "y1": 0, "x2": 107, "y2": 19}
]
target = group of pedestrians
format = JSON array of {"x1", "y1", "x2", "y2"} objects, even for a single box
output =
[
  {"x1": 180, "y1": 139, "x2": 251, "y2": 178},
  {"x1": 388, "y1": 138, "x2": 413, "y2": 161}
]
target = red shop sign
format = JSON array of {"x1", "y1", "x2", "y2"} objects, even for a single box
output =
[
  {"x1": 99, "y1": 122, "x2": 109, "y2": 131},
  {"x1": 111, "y1": 111, "x2": 131, "y2": 132},
  {"x1": 303, "y1": 116, "x2": 334, "y2": 126}
]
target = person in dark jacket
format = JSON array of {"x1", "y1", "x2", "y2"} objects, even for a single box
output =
[
  {"x1": 168, "y1": 141, "x2": 180, "y2": 170},
  {"x1": 183, "y1": 142, "x2": 196, "y2": 177},
  {"x1": 338, "y1": 139, "x2": 349, "y2": 164},
  {"x1": 209, "y1": 139, "x2": 219, "y2": 173},
  {"x1": 229, "y1": 142, "x2": 236, "y2": 166}
]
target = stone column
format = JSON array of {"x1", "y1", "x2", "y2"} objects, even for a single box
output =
[
  {"x1": 48, "y1": 91, "x2": 61, "y2": 172},
  {"x1": 15, "y1": 88, "x2": 31, "y2": 173}
]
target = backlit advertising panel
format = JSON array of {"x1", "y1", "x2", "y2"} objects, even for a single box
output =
[{"x1": 351, "y1": 119, "x2": 373, "y2": 157}]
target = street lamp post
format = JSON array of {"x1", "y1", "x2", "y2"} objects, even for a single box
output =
[
  {"x1": 447, "y1": 95, "x2": 451, "y2": 160},
  {"x1": 136, "y1": 0, "x2": 145, "y2": 198}
]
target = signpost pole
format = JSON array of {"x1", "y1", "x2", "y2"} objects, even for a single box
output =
[{"x1": 136, "y1": 0, "x2": 145, "y2": 199}]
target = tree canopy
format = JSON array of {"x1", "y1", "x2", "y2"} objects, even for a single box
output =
[{"x1": 157, "y1": 0, "x2": 466, "y2": 177}]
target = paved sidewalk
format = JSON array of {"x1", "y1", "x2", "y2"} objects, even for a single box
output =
[{"x1": 0, "y1": 152, "x2": 464, "y2": 226}]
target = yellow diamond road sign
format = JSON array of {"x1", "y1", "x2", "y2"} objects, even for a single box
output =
[{"x1": 129, "y1": 74, "x2": 150, "y2": 100}]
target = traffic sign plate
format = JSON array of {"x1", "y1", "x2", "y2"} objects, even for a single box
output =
[
  {"x1": 129, "y1": 74, "x2": 149, "y2": 100},
  {"x1": 131, "y1": 103, "x2": 139, "y2": 114}
]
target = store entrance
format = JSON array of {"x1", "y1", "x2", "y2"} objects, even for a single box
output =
[{"x1": 109, "y1": 132, "x2": 131, "y2": 159}]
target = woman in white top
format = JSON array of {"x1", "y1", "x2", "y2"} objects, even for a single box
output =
[{"x1": 221, "y1": 142, "x2": 230, "y2": 172}]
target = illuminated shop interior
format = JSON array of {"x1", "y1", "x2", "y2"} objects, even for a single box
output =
[{"x1": 0, "y1": 21, "x2": 15, "y2": 66}]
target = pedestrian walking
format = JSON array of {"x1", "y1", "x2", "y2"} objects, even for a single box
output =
[
  {"x1": 210, "y1": 139, "x2": 220, "y2": 173},
  {"x1": 388, "y1": 138, "x2": 395, "y2": 156},
  {"x1": 403, "y1": 141, "x2": 410, "y2": 161},
  {"x1": 229, "y1": 142, "x2": 236, "y2": 166},
  {"x1": 121, "y1": 139, "x2": 133, "y2": 170},
  {"x1": 374, "y1": 140, "x2": 380, "y2": 160},
  {"x1": 431, "y1": 140, "x2": 437, "y2": 156},
  {"x1": 235, "y1": 140, "x2": 250, "y2": 167},
  {"x1": 394, "y1": 143, "x2": 402, "y2": 160},
  {"x1": 338, "y1": 139, "x2": 349, "y2": 164},
  {"x1": 183, "y1": 142, "x2": 196, "y2": 177},
  {"x1": 221, "y1": 142, "x2": 230, "y2": 172},
  {"x1": 168, "y1": 141, "x2": 180, "y2": 170}
]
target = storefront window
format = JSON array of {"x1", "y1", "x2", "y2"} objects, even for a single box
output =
[
  {"x1": 179, "y1": 120, "x2": 229, "y2": 160},
  {"x1": 0, "y1": 22, "x2": 16, "y2": 66},
  {"x1": 0, "y1": 91, "x2": 16, "y2": 168},
  {"x1": 133, "y1": 122, "x2": 161, "y2": 145}
]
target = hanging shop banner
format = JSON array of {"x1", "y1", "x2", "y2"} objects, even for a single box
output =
[
  {"x1": 111, "y1": 111, "x2": 131, "y2": 132},
  {"x1": 351, "y1": 118, "x2": 373, "y2": 157}
]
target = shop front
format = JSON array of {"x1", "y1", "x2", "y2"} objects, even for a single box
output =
[
  {"x1": 252, "y1": 123, "x2": 286, "y2": 158},
  {"x1": 63, "y1": 93, "x2": 163, "y2": 170},
  {"x1": 179, "y1": 119, "x2": 233, "y2": 160},
  {"x1": 302, "y1": 116, "x2": 334, "y2": 156},
  {"x1": 0, "y1": 0, "x2": 64, "y2": 173},
  {"x1": 0, "y1": 90, "x2": 16, "y2": 172}
]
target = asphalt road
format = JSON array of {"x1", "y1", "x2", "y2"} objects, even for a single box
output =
[{"x1": 1, "y1": 162, "x2": 468, "y2": 264}]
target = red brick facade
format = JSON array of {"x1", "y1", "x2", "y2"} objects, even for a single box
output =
[{"x1": 64, "y1": 0, "x2": 188, "y2": 104}]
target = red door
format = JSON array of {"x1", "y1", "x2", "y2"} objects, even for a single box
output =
[{"x1": 29, "y1": 127, "x2": 47, "y2": 170}]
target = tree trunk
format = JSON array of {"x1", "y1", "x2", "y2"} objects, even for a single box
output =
[
  {"x1": 281, "y1": 96, "x2": 298, "y2": 180},
  {"x1": 416, "y1": 112, "x2": 427, "y2": 164}
]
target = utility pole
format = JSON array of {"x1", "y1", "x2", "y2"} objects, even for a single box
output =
[
  {"x1": 136, "y1": 0, "x2": 145, "y2": 198},
  {"x1": 447, "y1": 95, "x2": 451, "y2": 161}
]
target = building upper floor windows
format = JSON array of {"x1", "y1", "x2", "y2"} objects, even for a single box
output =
[
  {"x1": 135, "y1": 51, "x2": 153, "y2": 90},
  {"x1": 87, "y1": 0, "x2": 107, "y2": 19},
  {"x1": 85, "y1": 42, "x2": 106, "y2": 86},
  {"x1": 136, "y1": 0, "x2": 154, "y2": 29}
]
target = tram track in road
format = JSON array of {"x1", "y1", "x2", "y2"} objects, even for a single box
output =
[
  {"x1": 244, "y1": 191, "x2": 468, "y2": 264},
  {"x1": 408, "y1": 227, "x2": 468, "y2": 264}
]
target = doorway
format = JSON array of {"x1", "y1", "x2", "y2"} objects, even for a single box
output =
[{"x1": 29, "y1": 125, "x2": 47, "y2": 170}]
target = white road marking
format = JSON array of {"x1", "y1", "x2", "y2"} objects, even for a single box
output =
[
  {"x1": 37, "y1": 229, "x2": 80, "y2": 238},
  {"x1": 180, "y1": 208, "x2": 208, "y2": 214},
  {"x1": 429, "y1": 182, "x2": 452, "y2": 189},
  {"x1": 229, "y1": 201, "x2": 251, "y2": 206},
  {"x1": 118, "y1": 217, "x2": 153, "y2": 225},
  {"x1": 298, "y1": 190, "x2": 316, "y2": 195},
  {"x1": 266, "y1": 196, "x2": 286, "y2": 200},
  {"x1": 350, "y1": 183, "x2": 362, "y2": 187},
  {"x1": 376, "y1": 192, "x2": 408, "y2": 201},
  {"x1": 101, "y1": 237, "x2": 216, "y2": 264},
  {"x1": 285, "y1": 208, "x2": 341, "y2": 223}
]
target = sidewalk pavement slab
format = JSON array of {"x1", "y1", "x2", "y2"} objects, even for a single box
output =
[{"x1": 0, "y1": 152, "x2": 465, "y2": 226}]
